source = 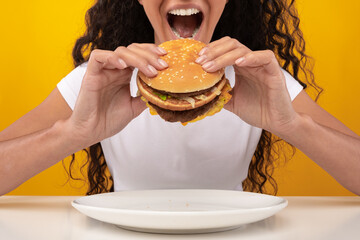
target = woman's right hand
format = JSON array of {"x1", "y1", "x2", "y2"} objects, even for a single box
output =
[{"x1": 66, "y1": 43, "x2": 168, "y2": 148}]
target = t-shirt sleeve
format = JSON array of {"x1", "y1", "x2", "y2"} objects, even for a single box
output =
[
  {"x1": 281, "y1": 69, "x2": 304, "y2": 101},
  {"x1": 57, "y1": 63, "x2": 88, "y2": 110}
]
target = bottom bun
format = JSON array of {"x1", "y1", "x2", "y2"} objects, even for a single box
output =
[{"x1": 141, "y1": 79, "x2": 232, "y2": 125}]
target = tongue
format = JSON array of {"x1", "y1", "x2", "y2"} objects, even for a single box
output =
[{"x1": 172, "y1": 15, "x2": 198, "y2": 38}]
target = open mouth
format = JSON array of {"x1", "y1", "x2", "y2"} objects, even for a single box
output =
[{"x1": 167, "y1": 8, "x2": 203, "y2": 39}]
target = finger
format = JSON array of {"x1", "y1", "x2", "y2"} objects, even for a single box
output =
[
  {"x1": 131, "y1": 43, "x2": 167, "y2": 56},
  {"x1": 131, "y1": 96, "x2": 147, "y2": 118},
  {"x1": 114, "y1": 46, "x2": 162, "y2": 78},
  {"x1": 198, "y1": 36, "x2": 232, "y2": 56},
  {"x1": 197, "y1": 40, "x2": 250, "y2": 67},
  {"x1": 88, "y1": 49, "x2": 128, "y2": 74},
  {"x1": 235, "y1": 50, "x2": 280, "y2": 76},
  {"x1": 223, "y1": 96, "x2": 234, "y2": 113},
  {"x1": 201, "y1": 47, "x2": 249, "y2": 72},
  {"x1": 127, "y1": 43, "x2": 169, "y2": 71}
]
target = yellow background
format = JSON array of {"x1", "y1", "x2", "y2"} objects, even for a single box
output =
[{"x1": 1, "y1": 0, "x2": 359, "y2": 196}]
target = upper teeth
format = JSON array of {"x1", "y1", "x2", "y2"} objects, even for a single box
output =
[{"x1": 169, "y1": 8, "x2": 200, "y2": 16}]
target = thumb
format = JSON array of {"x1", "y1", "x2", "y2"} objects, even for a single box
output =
[
  {"x1": 223, "y1": 97, "x2": 234, "y2": 113},
  {"x1": 131, "y1": 96, "x2": 147, "y2": 118}
]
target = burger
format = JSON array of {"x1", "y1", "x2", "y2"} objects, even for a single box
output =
[{"x1": 137, "y1": 39, "x2": 232, "y2": 125}]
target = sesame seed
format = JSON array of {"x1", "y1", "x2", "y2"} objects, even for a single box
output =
[
  {"x1": 181, "y1": 76, "x2": 184, "y2": 79},
  {"x1": 194, "y1": 76, "x2": 198, "y2": 79}
]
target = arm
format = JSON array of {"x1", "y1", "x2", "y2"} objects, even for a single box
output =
[
  {"x1": 279, "y1": 91, "x2": 360, "y2": 195},
  {"x1": 0, "y1": 43, "x2": 167, "y2": 196},
  {"x1": 0, "y1": 119, "x2": 81, "y2": 195},
  {"x1": 196, "y1": 37, "x2": 360, "y2": 195},
  {"x1": 0, "y1": 88, "x2": 76, "y2": 195}
]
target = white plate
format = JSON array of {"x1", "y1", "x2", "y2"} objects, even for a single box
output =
[{"x1": 72, "y1": 189, "x2": 287, "y2": 234}]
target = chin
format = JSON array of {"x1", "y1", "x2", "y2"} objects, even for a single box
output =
[{"x1": 137, "y1": 39, "x2": 232, "y2": 125}]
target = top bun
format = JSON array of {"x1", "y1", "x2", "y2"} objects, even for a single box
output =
[{"x1": 138, "y1": 39, "x2": 224, "y2": 93}]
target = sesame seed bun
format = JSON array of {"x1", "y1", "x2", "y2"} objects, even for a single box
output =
[{"x1": 137, "y1": 39, "x2": 224, "y2": 93}]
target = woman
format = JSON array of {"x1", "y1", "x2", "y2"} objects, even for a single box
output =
[{"x1": 0, "y1": 0, "x2": 359, "y2": 196}]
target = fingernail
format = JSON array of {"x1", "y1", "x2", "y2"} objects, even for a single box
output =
[
  {"x1": 157, "y1": 47, "x2": 167, "y2": 54},
  {"x1": 118, "y1": 59, "x2": 127, "y2": 69},
  {"x1": 202, "y1": 61, "x2": 214, "y2": 70},
  {"x1": 235, "y1": 57, "x2": 245, "y2": 65},
  {"x1": 147, "y1": 65, "x2": 158, "y2": 75},
  {"x1": 195, "y1": 55, "x2": 207, "y2": 64},
  {"x1": 158, "y1": 58, "x2": 168, "y2": 68},
  {"x1": 199, "y1": 47, "x2": 208, "y2": 56}
]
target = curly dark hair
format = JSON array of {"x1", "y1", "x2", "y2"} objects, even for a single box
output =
[{"x1": 65, "y1": 0, "x2": 322, "y2": 195}]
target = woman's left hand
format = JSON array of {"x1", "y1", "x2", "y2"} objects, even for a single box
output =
[{"x1": 196, "y1": 36, "x2": 299, "y2": 135}]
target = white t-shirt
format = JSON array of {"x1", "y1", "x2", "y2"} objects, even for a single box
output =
[{"x1": 57, "y1": 63, "x2": 303, "y2": 191}]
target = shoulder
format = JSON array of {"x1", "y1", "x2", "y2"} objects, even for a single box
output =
[
  {"x1": 56, "y1": 62, "x2": 88, "y2": 110},
  {"x1": 281, "y1": 69, "x2": 304, "y2": 101},
  {"x1": 61, "y1": 63, "x2": 88, "y2": 82}
]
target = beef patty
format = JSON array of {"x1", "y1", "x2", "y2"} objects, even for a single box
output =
[
  {"x1": 149, "y1": 96, "x2": 219, "y2": 123},
  {"x1": 155, "y1": 86, "x2": 212, "y2": 98}
]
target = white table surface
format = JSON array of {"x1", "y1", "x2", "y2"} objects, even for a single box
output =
[{"x1": 0, "y1": 196, "x2": 359, "y2": 240}]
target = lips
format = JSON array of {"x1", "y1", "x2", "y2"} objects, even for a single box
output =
[{"x1": 166, "y1": 6, "x2": 204, "y2": 40}]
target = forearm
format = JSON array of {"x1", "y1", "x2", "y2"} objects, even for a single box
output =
[
  {"x1": 278, "y1": 114, "x2": 360, "y2": 195},
  {"x1": 0, "y1": 120, "x2": 84, "y2": 195}
]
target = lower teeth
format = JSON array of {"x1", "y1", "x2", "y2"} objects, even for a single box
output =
[{"x1": 171, "y1": 26, "x2": 200, "y2": 39}]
